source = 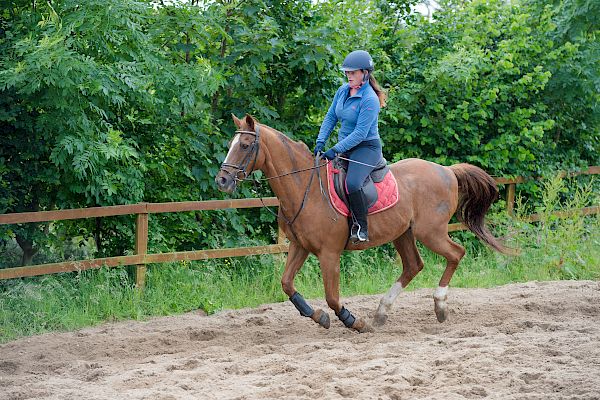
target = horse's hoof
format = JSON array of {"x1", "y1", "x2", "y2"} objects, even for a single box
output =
[
  {"x1": 352, "y1": 317, "x2": 374, "y2": 333},
  {"x1": 372, "y1": 313, "x2": 388, "y2": 327},
  {"x1": 312, "y1": 308, "x2": 330, "y2": 329},
  {"x1": 434, "y1": 304, "x2": 448, "y2": 323}
]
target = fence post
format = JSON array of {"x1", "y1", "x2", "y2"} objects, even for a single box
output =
[
  {"x1": 277, "y1": 225, "x2": 287, "y2": 246},
  {"x1": 135, "y1": 206, "x2": 149, "y2": 288},
  {"x1": 506, "y1": 183, "x2": 516, "y2": 216},
  {"x1": 274, "y1": 225, "x2": 288, "y2": 267}
]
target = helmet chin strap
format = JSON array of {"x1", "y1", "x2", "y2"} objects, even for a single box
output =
[
  {"x1": 349, "y1": 71, "x2": 370, "y2": 90},
  {"x1": 362, "y1": 71, "x2": 370, "y2": 84}
]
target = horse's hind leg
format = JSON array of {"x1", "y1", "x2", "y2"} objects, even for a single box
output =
[
  {"x1": 373, "y1": 228, "x2": 424, "y2": 326},
  {"x1": 283, "y1": 241, "x2": 330, "y2": 329},
  {"x1": 417, "y1": 228, "x2": 466, "y2": 323}
]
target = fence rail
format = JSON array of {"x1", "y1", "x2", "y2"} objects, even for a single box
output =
[{"x1": 1, "y1": 167, "x2": 598, "y2": 284}]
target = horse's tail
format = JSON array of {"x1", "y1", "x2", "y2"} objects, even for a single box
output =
[{"x1": 449, "y1": 163, "x2": 513, "y2": 255}]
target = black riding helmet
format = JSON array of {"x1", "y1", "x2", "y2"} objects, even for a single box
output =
[{"x1": 340, "y1": 50, "x2": 374, "y2": 72}]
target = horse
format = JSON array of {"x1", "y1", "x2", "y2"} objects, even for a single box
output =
[{"x1": 215, "y1": 114, "x2": 511, "y2": 333}]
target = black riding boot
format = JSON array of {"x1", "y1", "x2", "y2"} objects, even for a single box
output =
[{"x1": 348, "y1": 189, "x2": 369, "y2": 243}]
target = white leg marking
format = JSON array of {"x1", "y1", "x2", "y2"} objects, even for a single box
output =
[
  {"x1": 377, "y1": 282, "x2": 404, "y2": 315},
  {"x1": 224, "y1": 134, "x2": 241, "y2": 163},
  {"x1": 434, "y1": 286, "x2": 449, "y2": 318},
  {"x1": 434, "y1": 286, "x2": 448, "y2": 302}
]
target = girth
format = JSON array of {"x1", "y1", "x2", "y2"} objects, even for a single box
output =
[{"x1": 332, "y1": 155, "x2": 389, "y2": 209}]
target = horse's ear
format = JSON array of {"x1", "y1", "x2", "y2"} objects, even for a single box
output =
[
  {"x1": 244, "y1": 114, "x2": 256, "y2": 131},
  {"x1": 232, "y1": 114, "x2": 242, "y2": 129}
]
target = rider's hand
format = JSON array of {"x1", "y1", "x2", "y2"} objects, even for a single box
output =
[
  {"x1": 313, "y1": 142, "x2": 324, "y2": 156},
  {"x1": 322, "y1": 148, "x2": 336, "y2": 160}
]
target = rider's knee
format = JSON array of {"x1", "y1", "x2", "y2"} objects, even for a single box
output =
[{"x1": 346, "y1": 178, "x2": 362, "y2": 194}]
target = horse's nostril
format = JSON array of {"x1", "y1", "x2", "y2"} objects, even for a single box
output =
[{"x1": 216, "y1": 175, "x2": 229, "y2": 188}]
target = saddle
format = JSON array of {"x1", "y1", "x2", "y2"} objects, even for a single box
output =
[{"x1": 327, "y1": 155, "x2": 399, "y2": 217}]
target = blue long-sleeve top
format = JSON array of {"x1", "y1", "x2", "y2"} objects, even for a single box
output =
[{"x1": 317, "y1": 82, "x2": 381, "y2": 154}]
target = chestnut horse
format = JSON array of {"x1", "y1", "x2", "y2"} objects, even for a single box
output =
[{"x1": 216, "y1": 114, "x2": 510, "y2": 333}]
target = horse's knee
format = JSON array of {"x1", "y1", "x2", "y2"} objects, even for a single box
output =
[
  {"x1": 281, "y1": 278, "x2": 294, "y2": 297},
  {"x1": 325, "y1": 295, "x2": 340, "y2": 312}
]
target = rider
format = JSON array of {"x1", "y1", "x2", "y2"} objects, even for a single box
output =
[{"x1": 314, "y1": 50, "x2": 387, "y2": 243}]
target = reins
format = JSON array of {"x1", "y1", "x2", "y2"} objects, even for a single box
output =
[
  {"x1": 254, "y1": 154, "x2": 339, "y2": 225},
  {"x1": 219, "y1": 126, "x2": 339, "y2": 229},
  {"x1": 219, "y1": 127, "x2": 382, "y2": 228},
  {"x1": 221, "y1": 126, "x2": 328, "y2": 184},
  {"x1": 255, "y1": 163, "x2": 327, "y2": 182},
  {"x1": 255, "y1": 163, "x2": 317, "y2": 226}
]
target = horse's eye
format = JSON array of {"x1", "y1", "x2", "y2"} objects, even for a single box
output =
[{"x1": 241, "y1": 143, "x2": 249, "y2": 150}]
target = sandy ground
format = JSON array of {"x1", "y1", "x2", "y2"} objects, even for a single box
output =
[{"x1": 1, "y1": 280, "x2": 599, "y2": 400}]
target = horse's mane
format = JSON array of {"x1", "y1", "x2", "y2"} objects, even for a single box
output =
[{"x1": 259, "y1": 123, "x2": 312, "y2": 157}]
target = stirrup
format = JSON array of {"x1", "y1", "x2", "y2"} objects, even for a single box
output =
[{"x1": 350, "y1": 222, "x2": 369, "y2": 243}]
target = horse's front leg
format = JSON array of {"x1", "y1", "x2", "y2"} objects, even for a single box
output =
[
  {"x1": 318, "y1": 251, "x2": 374, "y2": 333},
  {"x1": 282, "y1": 241, "x2": 330, "y2": 329}
]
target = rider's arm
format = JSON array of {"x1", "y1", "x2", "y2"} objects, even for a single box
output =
[{"x1": 332, "y1": 95, "x2": 380, "y2": 154}]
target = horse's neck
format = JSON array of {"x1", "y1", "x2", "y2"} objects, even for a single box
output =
[{"x1": 260, "y1": 128, "x2": 316, "y2": 206}]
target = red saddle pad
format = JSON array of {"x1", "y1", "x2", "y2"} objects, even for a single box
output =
[{"x1": 326, "y1": 162, "x2": 399, "y2": 217}]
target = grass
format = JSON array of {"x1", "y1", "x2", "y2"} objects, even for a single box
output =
[{"x1": 1, "y1": 175, "x2": 598, "y2": 343}]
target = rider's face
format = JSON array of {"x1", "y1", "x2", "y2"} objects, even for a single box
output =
[{"x1": 345, "y1": 69, "x2": 364, "y2": 87}]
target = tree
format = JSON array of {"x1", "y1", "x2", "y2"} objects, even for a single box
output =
[
  {"x1": 1, "y1": 0, "x2": 596, "y2": 267},
  {"x1": 523, "y1": 0, "x2": 599, "y2": 170},
  {"x1": 378, "y1": 0, "x2": 599, "y2": 175},
  {"x1": 0, "y1": 0, "x2": 220, "y2": 263}
]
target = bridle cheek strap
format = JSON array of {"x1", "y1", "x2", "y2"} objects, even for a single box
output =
[{"x1": 220, "y1": 126, "x2": 260, "y2": 182}]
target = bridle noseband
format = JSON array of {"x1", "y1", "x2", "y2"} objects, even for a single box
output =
[{"x1": 220, "y1": 126, "x2": 261, "y2": 182}]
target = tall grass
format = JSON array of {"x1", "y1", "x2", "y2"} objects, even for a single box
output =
[{"x1": 1, "y1": 175, "x2": 598, "y2": 343}]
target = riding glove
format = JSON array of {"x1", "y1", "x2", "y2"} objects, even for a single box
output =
[
  {"x1": 313, "y1": 142, "x2": 324, "y2": 156},
  {"x1": 322, "y1": 148, "x2": 336, "y2": 160}
]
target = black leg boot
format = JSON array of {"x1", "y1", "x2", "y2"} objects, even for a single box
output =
[{"x1": 348, "y1": 189, "x2": 369, "y2": 243}]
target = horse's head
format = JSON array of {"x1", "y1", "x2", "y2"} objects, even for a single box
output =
[{"x1": 215, "y1": 114, "x2": 263, "y2": 193}]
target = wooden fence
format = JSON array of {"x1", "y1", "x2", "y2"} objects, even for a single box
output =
[{"x1": 1, "y1": 166, "x2": 598, "y2": 285}]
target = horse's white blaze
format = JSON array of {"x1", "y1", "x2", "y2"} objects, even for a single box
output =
[
  {"x1": 224, "y1": 134, "x2": 241, "y2": 164},
  {"x1": 376, "y1": 281, "x2": 403, "y2": 315}
]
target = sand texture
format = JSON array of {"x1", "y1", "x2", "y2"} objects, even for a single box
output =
[{"x1": 1, "y1": 280, "x2": 599, "y2": 399}]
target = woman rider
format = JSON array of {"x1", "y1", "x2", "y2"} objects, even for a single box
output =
[{"x1": 314, "y1": 50, "x2": 387, "y2": 243}]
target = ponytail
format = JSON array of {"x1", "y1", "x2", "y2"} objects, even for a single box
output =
[{"x1": 369, "y1": 75, "x2": 387, "y2": 108}]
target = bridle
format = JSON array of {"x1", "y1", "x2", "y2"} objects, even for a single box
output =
[
  {"x1": 219, "y1": 126, "x2": 261, "y2": 183},
  {"x1": 218, "y1": 124, "x2": 338, "y2": 228}
]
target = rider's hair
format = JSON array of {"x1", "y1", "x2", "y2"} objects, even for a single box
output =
[{"x1": 368, "y1": 75, "x2": 387, "y2": 108}]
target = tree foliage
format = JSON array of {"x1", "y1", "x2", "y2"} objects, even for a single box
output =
[
  {"x1": 379, "y1": 0, "x2": 598, "y2": 175},
  {"x1": 0, "y1": 0, "x2": 597, "y2": 265}
]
